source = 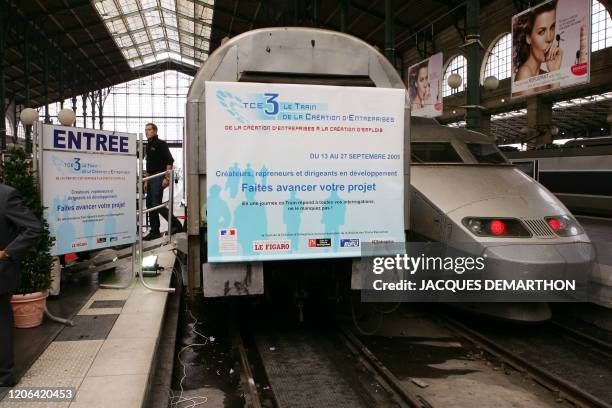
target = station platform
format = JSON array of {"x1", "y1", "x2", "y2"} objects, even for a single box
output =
[{"x1": 0, "y1": 245, "x2": 178, "y2": 408}]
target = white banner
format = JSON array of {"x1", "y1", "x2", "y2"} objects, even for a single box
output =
[
  {"x1": 41, "y1": 125, "x2": 137, "y2": 256},
  {"x1": 407, "y1": 52, "x2": 443, "y2": 117},
  {"x1": 205, "y1": 82, "x2": 406, "y2": 262},
  {"x1": 511, "y1": 0, "x2": 591, "y2": 98}
]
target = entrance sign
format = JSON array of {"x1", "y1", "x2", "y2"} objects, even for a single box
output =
[
  {"x1": 205, "y1": 81, "x2": 405, "y2": 262},
  {"x1": 407, "y1": 52, "x2": 443, "y2": 117},
  {"x1": 41, "y1": 124, "x2": 137, "y2": 255},
  {"x1": 511, "y1": 0, "x2": 591, "y2": 98}
]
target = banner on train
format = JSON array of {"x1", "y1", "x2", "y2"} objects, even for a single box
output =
[
  {"x1": 205, "y1": 81, "x2": 405, "y2": 262},
  {"x1": 511, "y1": 0, "x2": 591, "y2": 98},
  {"x1": 41, "y1": 124, "x2": 137, "y2": 256},
  {"x1": 407, "y1": 52, "x2": 443, "y2": 117}
]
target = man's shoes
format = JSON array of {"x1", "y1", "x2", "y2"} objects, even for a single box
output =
[{"x1": 143, "y1": 231, "x2": 162, "y2": 241}]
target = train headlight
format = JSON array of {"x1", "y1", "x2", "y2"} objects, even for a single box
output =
[
  {"x1": 466, "y1": 219, "x2": 483, "y2": 234},
  {"x1": 545, "y1": 215, "x2": 584, "y2": 237},
  {"x1": 462, "y1": 217, "x2": 532, "y2": 238}
]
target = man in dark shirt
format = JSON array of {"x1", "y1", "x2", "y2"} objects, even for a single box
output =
[{"x1": 143, "y1": 123, "x2": 184, "y2": 240}]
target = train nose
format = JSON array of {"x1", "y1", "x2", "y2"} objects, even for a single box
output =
[{"x1": 481, "y1": 242, "x2": 595, "y2": 301}]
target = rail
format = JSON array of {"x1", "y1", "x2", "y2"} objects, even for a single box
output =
[
  {"x1": 101, "y1": 132, "x2": 175, "y2": 293},
  {"x1": 441, "y1": 315, "x2": 612, "y2": 408}
]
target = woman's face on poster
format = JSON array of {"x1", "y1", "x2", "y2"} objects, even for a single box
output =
[
  {"x1": 527, "y1": 9, "x2": 556, "y2": 63},
  {"x1": 417, "y1": 66, "x2": 429, "y2": 99}
]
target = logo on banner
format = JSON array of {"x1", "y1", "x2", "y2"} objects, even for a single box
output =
[
  {"x1": 96, "y1": 237, "x2": 107, "y2": 244},
  {"x1": 219, "y1": 228, "x2": 238, "y2": 253},
  {"x1": 308, "y1": 238, "x2": 332, "y2": 248},
  {"x1": 340, "y1": 239, "x2": 360, "y2": 248},
  {"x1": 253, "y1": 240, "x2": 291, "y2": 252},
  {"x1": 71, "y1": 241, "x2": 87, "y2": 249},
  {"x1": 371, "y1": 238, "x2": 395, "y2": 244}
]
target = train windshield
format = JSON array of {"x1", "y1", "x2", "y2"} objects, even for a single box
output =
[
  {"x1": 465, "y1": 142, "x2": 509, "y2": 164},
  {"x1": 411, "y1": 142, "x2": 463, "y2": 163}
]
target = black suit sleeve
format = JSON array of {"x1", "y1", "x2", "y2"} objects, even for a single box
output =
[
  {"x1": 3, "y1": 190, "x2": 42, "y2": 260},
  {"x1": 160, "y1": 140, "x2": 174, "y2": 168}
]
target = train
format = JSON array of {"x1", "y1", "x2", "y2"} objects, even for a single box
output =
[
  {"x1": 503, "y1": 141, "x2": 612, "y2": 218},
  {"x1": 184, "y1": 27, "x2": 595, "y2": 322},
  {"x1": 409, "y1": 117, "x2": 596, "y2": 321}
]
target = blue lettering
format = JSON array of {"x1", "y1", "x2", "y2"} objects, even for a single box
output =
[
  {"x1": 264, "y1": 93, "x2": 279, "y2": 115},
  {"x1": 96, "y1": 134, "x2": 108, "y2": 151},
  {"x1": 67, "y1": 131, "x2": 81, "y2": 150},
  {"x1": 119, "y1": 136, "x2": 129, "y2": 153},
  {"x1": 53, "y1": 129, "x2": 66, "y2": 148},
  {"x1": 108, "y1": 134, "x2": 118, "y2": 151},
  {"x1": 83, "y1": 133, "x2": 95, "y2": 150}
]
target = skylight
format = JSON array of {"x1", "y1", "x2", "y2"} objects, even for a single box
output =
[{"x1": 93, "y1": 0, "x2": 214, "y2": 69}]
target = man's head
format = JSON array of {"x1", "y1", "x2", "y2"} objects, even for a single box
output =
[{"x1": 145, "y1": 123, "x2": 158, "y2": 139}]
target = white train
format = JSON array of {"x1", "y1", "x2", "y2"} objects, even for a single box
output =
[{"x1": 410, "y1": 117, "x2": 596, "y2": 321}]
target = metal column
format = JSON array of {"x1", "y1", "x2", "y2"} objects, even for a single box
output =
[
  {"x1": 340, "y1": 0, "x2": 348, "y2": 33},
  {"x1": 0, "y1": 4, "x2": 6, "y2": 151},
  {"x1": 527, "y1": 95, "x2": 553, "y2": 147},
  {"x1": 384, "y1": 0, "x2": 395, "y2": 64},
  {"x1": 91, "y1": 91, "x2": 96, "y2": 129},
  {"x1": 24, "y1": 25, "x2": 32, "y2": 153},
  {"x1": 43, "y1": 48, "x2": 50, "y2": 124},
  {"x1": 98, "y1": 90, "x2": 103, "y2": 129},
  {"x1": 82, "y1": 90, "x2": 87, "y2": 126},
  {"x1": 465, "y1": 0, "x2": 481, "y2": 131},
  {"x1": 59, "y1": 56, "x2": 64, "y2": 109}
]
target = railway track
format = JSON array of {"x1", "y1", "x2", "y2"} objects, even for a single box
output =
[
  {"x1": 440, "y1": 315, "x2": 612, "y2": 408},
  {"x1": 549, "y1": 320, "x2": 612, "y2": 360},
  {"x1": 233, "y1": 324, "x2": 432, "y2": 408}
]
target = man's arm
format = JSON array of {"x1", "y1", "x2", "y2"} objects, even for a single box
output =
[
  {"x1": 1, "y1": 189, "x2": 42, "y2": 260},
  {"x1": 161, "y1": 141, "x2": 175, "y2": 188}
]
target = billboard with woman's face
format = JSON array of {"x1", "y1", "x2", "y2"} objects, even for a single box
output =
[
  {"x1": 511, "y1": 0, "x2": 590, "y2": 98},
  {"x1": 407, "y1": 52, "x2": 443, "y2": 117}
]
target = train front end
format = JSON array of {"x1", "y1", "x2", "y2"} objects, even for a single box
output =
[{"x1": 410, "y1": 118, "x2": 595, "y2": 321}]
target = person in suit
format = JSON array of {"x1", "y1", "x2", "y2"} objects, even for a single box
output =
[{"x1": 0, "y1": 182, "x2": 42, "y2": 389}]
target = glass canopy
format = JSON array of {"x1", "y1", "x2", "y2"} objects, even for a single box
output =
[{"x1": 93, "y1": 0, "x2": 214, "y2": 69}]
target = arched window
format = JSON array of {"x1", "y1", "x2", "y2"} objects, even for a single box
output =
[
  {"x1": 443, "y1": 55, "x2": 467, "y2": 97},
  {"x1": 592, "y1": 0, "x2": 612, "y2": 51},
  {"x1": 483, "y1": 33, "x2": 512, "y2": 81}
]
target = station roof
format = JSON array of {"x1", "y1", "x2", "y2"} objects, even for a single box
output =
[
  {"x1": 93, "y1": 0, "x2": 213, "y2": 69},
  {"x1": 5, "y1": 0, "x2": 610, "y2": 142},
  {"x1": 4, "y1": 0, "x2": 474, "y2": 107}
]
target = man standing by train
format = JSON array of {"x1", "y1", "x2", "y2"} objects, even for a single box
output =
[{"x1": 143, "y1": 123, "x2": 184, "y2": 241}]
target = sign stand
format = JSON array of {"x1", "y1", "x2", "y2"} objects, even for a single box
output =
[{"x1": 32, "y1": 124, "x2": 175, "y2": 300}]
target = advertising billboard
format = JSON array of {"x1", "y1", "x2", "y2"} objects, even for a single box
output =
[
  {"x1": 41, "y1": 124, "x2": 137, "y2": 255},
  {"x1": 511, "y1": 0, "x2": 591, "y2": 98},
  {"x1": 205, "y1": 81, "x2": 406, "y2": 262},
  {"x1": 407, "y1": 52, "x2": 443, "y2": 117}
]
